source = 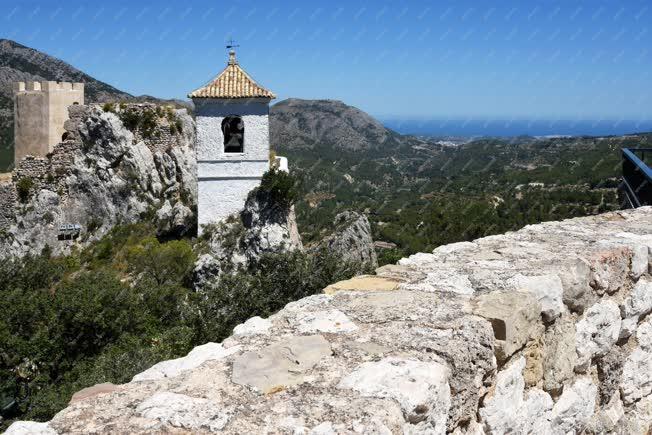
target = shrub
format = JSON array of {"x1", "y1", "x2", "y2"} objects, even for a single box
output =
[
  {"x1": 251, "y1": 168, "x2": 299, "y2": 209},
  {"x1": 102, "y1": 102, "x2": 115, "y2": 113},
  {"x1": 16, "y1": 177, "x2": 34, "y2": 203}
]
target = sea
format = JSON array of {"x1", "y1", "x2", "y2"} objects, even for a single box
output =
[{"x1": 381, "y1": 119, "x2": 652, "y2": 138}]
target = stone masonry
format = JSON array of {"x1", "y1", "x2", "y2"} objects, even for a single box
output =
[
  {"x1": 13, "y1": 81, "x2": 84, "y2": 165},
  {"x1": 9, "y1": 207, "x2": 652, "y2": 434}
]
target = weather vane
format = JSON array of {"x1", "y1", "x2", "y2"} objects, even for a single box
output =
[{"x1": 226, "y1": 38, "x2": 239, "y2": 51}]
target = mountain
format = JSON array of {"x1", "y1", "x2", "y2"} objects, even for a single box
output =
[
  {"x1": 0, "y1": 39, "x2": 135, "y2": 171},
  {"x1": 271, "y1": 98, "x2": 651, "y2": 259}
]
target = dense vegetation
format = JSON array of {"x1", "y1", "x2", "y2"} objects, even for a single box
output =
[
  {"x1": 0, "y1": 223, "x2": 359, "y2": 430},
  {"x1": 281, "y1": 133, "x2": 652, "y2": 263}
]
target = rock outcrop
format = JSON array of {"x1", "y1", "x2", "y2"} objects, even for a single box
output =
[
  {"x1": 313, "y1": 211, "x2": 378, "y2": 270},
  {"x1": 0, "y1": 104, "x2": 196, "y2": 258},
  {"x1": 8, "y1": 207, "x2": 652, "y2": 434},
  {"x1": 193, "y1": 188, "x2": 303, "y2": 289}
]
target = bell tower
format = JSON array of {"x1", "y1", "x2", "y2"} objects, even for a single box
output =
[{"x1": 189, "y1": 46, "x2": 276, "y2": 232}]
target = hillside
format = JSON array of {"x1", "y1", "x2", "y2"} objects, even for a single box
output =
[
  {"x1": 271, "y1": 99, "x2": 651, "y2": 261},
  {"x1": 0, "y1": 39, "x2": 134, "y2": 171}
]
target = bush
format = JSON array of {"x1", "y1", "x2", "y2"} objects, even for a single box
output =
[
  {"x1": 16, "y1": 177, "x2": 33, "y2": 202},
  {"x1": 251, "y1": 168, "x2": 299, "y2": 209}
]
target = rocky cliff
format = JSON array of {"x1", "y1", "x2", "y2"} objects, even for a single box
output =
[
  {"x1": 9, "y1": 207, "x2": 652, "y2": 434},
  {"x1": 0, "y1": 103, "x2": 196, "y2": 258}
]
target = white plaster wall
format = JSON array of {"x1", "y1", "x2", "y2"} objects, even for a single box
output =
[
  {"x1": 198, "y1": 161, "x2": 269, "y2": 178},
  {"x1": 194, "y1": 98, "x2": 270, "y2": 161},
  {"x1": 198, "y1": 178, "x2": 261, "y2": 229},
  {"x1": 194, "y1": 97, "x2": 273, "y2": 229}
]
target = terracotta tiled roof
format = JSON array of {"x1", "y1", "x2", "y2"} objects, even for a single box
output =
[{"x1": 188, "y1": 51, "x2": 275, "y2": 99}]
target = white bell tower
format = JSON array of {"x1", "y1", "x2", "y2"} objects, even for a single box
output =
[{"x1": 189, "y1": 47, "x2": 276, "y2": 232}]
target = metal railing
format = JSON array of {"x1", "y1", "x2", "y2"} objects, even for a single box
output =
[{"x1": 621, "y1": 148, "x2": 652, "y2": 208}]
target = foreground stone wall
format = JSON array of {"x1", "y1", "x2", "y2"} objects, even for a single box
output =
[{"x1": 8, "y1": 208, "x2": 652, "y2": 434}]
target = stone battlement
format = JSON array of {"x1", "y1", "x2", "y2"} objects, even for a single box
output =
[
  {"x1": 13, "y1": 81, "x2": 84, "y2": 93},
  {"x1": 9, "y1": 207, "x2": 652, "y2": 434}
]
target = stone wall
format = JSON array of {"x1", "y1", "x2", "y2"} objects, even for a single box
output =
[
  {"x1": 0, "y1": 181, "x2": 16, "y2": 231},
  {"x1": 10, "y1": 207, "x2": 652, "y2": 434}
]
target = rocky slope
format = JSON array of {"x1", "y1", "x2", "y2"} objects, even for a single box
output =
[
  {"x1": 0, "y1": 103, "x2": 196, "y2": 258},
  {"x1": 10, "y1": 207, "x2": 652, "y2": 434}
]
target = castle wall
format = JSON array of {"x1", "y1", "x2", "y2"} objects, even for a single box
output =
[
  {"x1": 194, "y1": 98, "x2": 271, "y2": 230},
  {"x1": 13, "y1": 81, "x2": 83, "y2": 165}
]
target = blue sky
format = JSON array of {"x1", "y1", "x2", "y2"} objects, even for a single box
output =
[{"x1": 2, "y1": 0, "x2": 651, "y2": 121}]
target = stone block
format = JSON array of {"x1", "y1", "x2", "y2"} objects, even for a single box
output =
[
  {"x1": 338, "y1": 357, "x2": 450, "y2": 432},
  {"x1": 232, "y1": 335, "x2": 331, "y2": 393},
  {"x1": 323, "y1": 275, "x2": 400, "y2": 295},
  {"x1": 472, "y1": 290, "x2": 541, "y2": 362}
]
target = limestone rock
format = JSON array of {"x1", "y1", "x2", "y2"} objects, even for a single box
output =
[
  {"x1": 558, "y1": 257, "x2": 594, "y2": 313},
  {"x1": 575, "y1": 299, "x2": 621, "y2": 371},
  {"x1": 4, "y1": 421, "x2": 57, "y2": 435},
  {"x1": 23, "y1": 208, "x2": 652, "y2": 434},
  {"x1": 589, "y1": 246, "x2": 631, "y2": 295},
  {"x1": 136, "y1": 391, "x2": 229, "y2": 431},
  {"x1": 313, "y1": 211, "x2": 378, "y2": 270},
  {"x1": 323, "y1": 275, "x2": 400, "y2": 294},
  {"x1": 339, "y1": 357, "x2": 451, "y2": 433},
  {"x1": 1, "y1": 104, "x2": 196, "y2": 258},
  {"x1": 479, "y1": 357, "x2": 553, "y2": 434},
  {"x1": 543, "y1": 315, "x2": 577, "y2": 395},
  {"x1": 232, "y1": 335, "x2": 331, "y2": 393},
  {"x1": 193, "y1": 187, "x2": 304, "y2": 290},
  {"x1": 620, "y1": 319, "x2": 652, "y2": 404},
  {"x1": 472, "y1": 290, "x2": 541, "y2": 362},
  {"x1": 69, "y1": 382, "x2": 119, "y2": 404},
  {"x1": 293, "y1": 309, "x2": 358, "y2": 334},
  {"x1": 132, "y1": 342, "x2": 240, "y2": 382},
  {"x1": 550, "y1": 377, "x2": 598, "y2": 434},
  {"x1": 240, "y1": 189, "x2": 303, "y2": 260},
  {"x1": 508, "y1": 273, "x2": 564, "y2": 321},
  {"x1": 232, "y1": 316, "x2": 272, "y2": 336},
  {"x1": 620, "y1": 277, "x2": 652, "y2": 339}
]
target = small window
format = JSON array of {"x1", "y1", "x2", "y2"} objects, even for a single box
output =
[{"x1": 222, "y1": 115, "x2": 244, "y2": 153}]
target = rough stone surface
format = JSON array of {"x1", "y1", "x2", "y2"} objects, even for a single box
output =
[
  {"x1": 575, "y1": 299, "x2": 622, "y2": 371},
  {"x1": 508, "y1": 273, "x2": 564, "y2": 322},
  {"x1": 543, "y1": 314, "x2": 577, "y2": 395},
  {"x1": 314, "y1": 211, "x2": 378, "y2": 270},
  {"x1": 472, "y1": 290, "x2": 541, "y2": 363},
  {"x1": 550, "y1": 377, "x2": 598, "y2": 434},
  {"x1": 479, "y1": 357, "x2": 553, "y2": 434},
  {"x1": 132, "y1": 342, "x2": 240, "y2": 382},
  {"x1": 621, "y1": 318, "x2": 652, "y2": 405},
  {"x1": 13, "y1": 208, "x2": 652, "y2": 434},
  {"x1": 231, "y1": 335, "x2": 331, "y2": 393},
  {"x1": 232, "y1": 316, "x2": 272, "y2": 336},
  {"x1": 193, "y1": 188, "x2": 304, "y2": 289},
  {"x1": 339, "y1": 357, "x2": 451, "y2": 433},
  {"x1": 4, "y1": 421, "x2": 56, "y2": 435},
  {"x1": 620, "y1": 277, "x2": 652, "y2": 339}
]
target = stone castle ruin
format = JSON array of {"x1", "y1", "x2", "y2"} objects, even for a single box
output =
[{"x1": 13, "y1": 81, "x2": 84, "y2": 164}]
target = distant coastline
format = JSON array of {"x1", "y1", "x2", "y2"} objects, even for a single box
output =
[{"x1": 381, "y1": 118, "x2": 652, "y2": 138}]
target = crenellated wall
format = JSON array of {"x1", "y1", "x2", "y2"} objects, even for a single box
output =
[
  {"x1": 9, "y1": 207, "x2": 652, "y2": 434},
  {"x1": 13, "y1": 81, "x2": 84, "y2": 165}
]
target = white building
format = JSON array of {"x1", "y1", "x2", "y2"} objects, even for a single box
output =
[{"x1": 189, "y1": 49, "x2": 276, "y2": 231}]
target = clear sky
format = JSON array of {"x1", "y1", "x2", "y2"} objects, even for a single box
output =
[{"x1": 3, "y1": 0, "x2": 651, "y2": 121}]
